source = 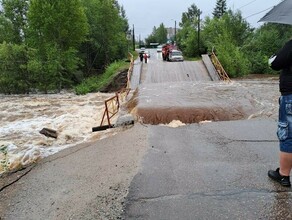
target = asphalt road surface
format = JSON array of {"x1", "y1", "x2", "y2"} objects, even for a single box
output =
[
  {"x1": 124, "y1": 120, "x2": 291, "y2": 219},
  {"x1": 139, "y1": 49, "x2": 212, "y2": 84}
]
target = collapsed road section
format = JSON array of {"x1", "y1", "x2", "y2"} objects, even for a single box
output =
[{"x1": 130, "y1": 49, "x2": 274, "y2": 124}]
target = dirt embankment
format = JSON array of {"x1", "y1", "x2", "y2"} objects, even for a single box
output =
[{"x1": 101, "y1": 70, "x2": 128, "y2": 93}]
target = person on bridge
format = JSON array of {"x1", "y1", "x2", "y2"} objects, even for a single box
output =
[
  {"x1": 139, "y1": 52, "x2": 143, "y2": 62},
  {"x1": 144, "y1": 53, "x2": 148, "y2": 64},
  {"x1": 268, "y1": 38, "x2": 292, "y2": 187}
]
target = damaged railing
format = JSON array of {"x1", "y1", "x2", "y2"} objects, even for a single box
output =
[
  {"x1": 210, "y1": 51, "x2": 231, "y2": 82},
  {"x1": 92, "y1": 53, "x2": 134, "y2": 132}
]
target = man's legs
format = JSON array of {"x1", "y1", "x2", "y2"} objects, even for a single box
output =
[
  {"x1": 279, "y1": 152, "x2": 292, "y2": 176},
  {"x1": 268, "y1": 95, "x2": 292, "y2": 186}
]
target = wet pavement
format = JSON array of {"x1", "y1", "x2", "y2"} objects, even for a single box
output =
[{"x1": 124, "y1": 120, "x2": 292, "y2": 219}]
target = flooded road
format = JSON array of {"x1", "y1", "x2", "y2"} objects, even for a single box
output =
[{"x1": 136, "y1": 49, "x2": 279, "y2": 124}]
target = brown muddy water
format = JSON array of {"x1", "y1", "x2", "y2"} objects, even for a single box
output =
[
  {"x1": 135, "y1": 77, "x2": 279, "y2": 124},
  {"x1": 0, "y1": 76, "x2": 280, "y2": 174},
  {"x1": 0, "y1": 92, "x2": 119, "y2": 174}
]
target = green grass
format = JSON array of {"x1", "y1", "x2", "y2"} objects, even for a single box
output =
[
  {"x1": 132, "y1": 50, "x2": 138, "y2": 60},
  {"x1": 75, "y1": 60, "x2": 129, "y2": 95}
]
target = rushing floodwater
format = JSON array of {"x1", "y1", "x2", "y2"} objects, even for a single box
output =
[{"x1": 0, "y1": 92, "x2": 118, "y2": 174}]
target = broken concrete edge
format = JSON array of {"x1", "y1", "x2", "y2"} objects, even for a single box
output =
[
  {"x1": 201, "y1": 54, "x2": 220, "y2": 81},
  {"x1": 92, "y1": 114, "x2": 135, "y2": 132},
  {"x1": 114, "y1": 114, "x2": 135, "y2": 127},
  {"x1": 0, "y1": 164, "x2": 35, "y2": 191}
]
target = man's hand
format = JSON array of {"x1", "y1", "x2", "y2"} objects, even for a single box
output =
[{"x1": 268, "y1": 54, "x2": 277, "y2": 66}]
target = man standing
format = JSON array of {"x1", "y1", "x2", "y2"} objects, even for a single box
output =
[
  {"x1": 144, "y1": 53, "x2": 148, "y2": 64},
  {"x1": 268, "y1": 38, "x2": 292, "y2": 187},
  {"x1": 139, "y1": 52, "x2": 143, "y2": 62}
]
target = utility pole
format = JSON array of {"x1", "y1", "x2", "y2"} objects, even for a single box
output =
[
  {"x1": 174, "y1": 20, "x2": 177, "y2": 43},
  {"x1": 197, "y1": 10, "x2": 201, "y2": 56},
  {"x1": 132, "y1": 24, "x2": 135, "y2": 51}
]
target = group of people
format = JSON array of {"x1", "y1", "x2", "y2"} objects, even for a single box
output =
[{"x1": 139, "y1": 52, "x2": 148, "y2": 63}]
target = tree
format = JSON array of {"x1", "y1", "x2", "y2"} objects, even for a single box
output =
[
  {"x1": 0, "y1": 42, "x2": 29, "y2": 94},
  {"x1": 0, "y1": 14, "x2": 14, "y2": 43},
  {"x1": 202, "y1": 10, "x2": 252, "y2": 77},
  {"x1": 203, "y1": 10, "x2": 252, "y2": 48},
  {"x1": 112, "y1": 0, "x2": 129, "y2": 34},
  {"x1": 242, "y1": 23, "x2": 292, "y2": 74},
  {"x1": 1, "y1": 0, "x2": 29, "y2": 43},
  {"x1": 213, "y1": 0, "x2": 227, "y2": 18},
  {"x1": 177, "y1": 26, "x2": 198, "y2": 57},
  {"x1": 156, "y1": 23, "x2": 167, "y2": 43},
  {"x1": 213, "y1": 31, "x2": 250, "y2": 77},
  {"x1": 26, "y1": 0, "x2": 88, "y2": 92},
  {"x1": 0, "y1": 0, "x2": 131, "y2": 94},
  {"x1": 177, "y1": 4, "x2": 202, "y2": 57},
  {"x1": 145, "y1": 23, "x2": 167, "y2": 45},
  {"x1": 120, "y1": 5, "x2": 129, "y2": 34},
  {"x1": 180, "y1": 4, "x2": 201, "y2": 27},
  {"x1": 80, "y1": 0, "x2": 128, "y2": 74}
]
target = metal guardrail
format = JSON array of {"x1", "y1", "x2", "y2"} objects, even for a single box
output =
[
  {"x1": 100, "y1": 95, "x2": 119, "y2": 127},
  {"x1": 126, "y1": 53, "x2": 134, "y2": 89},
  {"x1": 210, "y1": 52, "x2": 231, "y2": 82},
  {"x1": 98, "y1": 53, "x2": 134, "y2": 129}
]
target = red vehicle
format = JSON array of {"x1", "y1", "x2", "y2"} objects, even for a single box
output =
[{"x1": 162, "y1": 44, "x2": 177, "y2": 61}]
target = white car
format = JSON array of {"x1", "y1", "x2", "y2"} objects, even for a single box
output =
[
  {"x1": 169, "y1": 50, "x2": 184, "y2": 62},
  {"x1": 157, "y1": 45, "x2": 162, "y2": 52}
]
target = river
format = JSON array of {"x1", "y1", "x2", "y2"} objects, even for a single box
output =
[{"x1": 0, "y1": 92, "x2": 119, "y2": 174}]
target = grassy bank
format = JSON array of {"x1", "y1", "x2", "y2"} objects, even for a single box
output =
[{"x1": 75, "y1": 60, "x2": 129, "y2": 95}]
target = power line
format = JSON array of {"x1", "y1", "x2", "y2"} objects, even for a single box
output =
[
  {"x1": 244, "y1": 6, "x2": 273, "y2": 19},
  {"x1": 238, "y1": 0, "x2": 258, "y2": 10}
]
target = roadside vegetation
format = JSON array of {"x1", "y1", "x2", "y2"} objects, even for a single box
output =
[
  {"x1": 0, "y1": 0, "x2": 131, "y2": 94},
  {"x1": 145, "y1": 0, "x2": 292, "y2": 78},
  {"x1": 75, "y1": 60, "x2": 129, "y2": 95}
]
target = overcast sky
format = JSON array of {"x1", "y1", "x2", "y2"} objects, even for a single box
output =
[{"x1": 117, "y1": 0, "x2": 281, "y2": 39}]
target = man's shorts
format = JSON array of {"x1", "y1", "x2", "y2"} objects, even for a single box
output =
[{"x1": 278, "y1": 95, "x2": 292, "y2": 153}]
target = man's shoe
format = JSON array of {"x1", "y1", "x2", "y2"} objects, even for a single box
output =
[{"x1": 268, "y1": 168, "x2": 291, "y2": 187}]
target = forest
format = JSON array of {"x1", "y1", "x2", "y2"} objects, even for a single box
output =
[
  {"x1": 1, "y1": 0, "x2": 292, "y2": 94},
  {"x1": 0, "y1": 0, "x2": 130, "y2": 94}
]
